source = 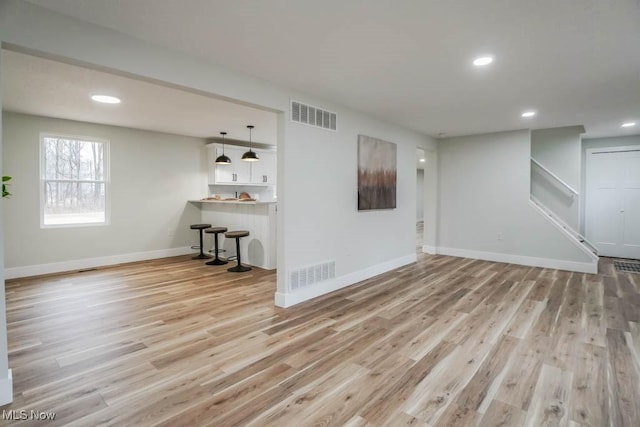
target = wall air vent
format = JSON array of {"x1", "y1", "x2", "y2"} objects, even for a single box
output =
[
  {"x1": 291, "y1": 100, "x2": 337, "y2": 131},
  {"x1": 289, "y1": 260, "x2": 336, "y2": 291}
]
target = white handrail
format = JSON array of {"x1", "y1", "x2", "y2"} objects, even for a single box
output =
[
  {"x1": 531, "y1": 158, "x2": 579, "y2": 196},
  {"x1": 530, "y1": 196, "x2": 598, "y2": 255},
  {"x1": 529, "y1": 197, "x2": 599, "y2": 260}
]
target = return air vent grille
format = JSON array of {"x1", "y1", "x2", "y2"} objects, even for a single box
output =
[
  {"x1": 614, "y1": 260, "x2": 640, "y2": 273},
  {"x1": 289, "y1": 260, "x2": 336, "y2": 291},
  {"x1": 291, "y1": 100, "x2": 337, "y2": 131}
]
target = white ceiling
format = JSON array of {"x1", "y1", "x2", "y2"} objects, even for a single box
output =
[
  {"x1": 15, "y1": 0, "x2": 640, "y2": 139},
  {"x1": 1, "y1": 50, "x2": 278, "y2": 144}
]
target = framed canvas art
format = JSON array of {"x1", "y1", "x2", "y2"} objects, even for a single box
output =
[{"x1": 358, "y1": 135, "x2": 397, "y2": 210}]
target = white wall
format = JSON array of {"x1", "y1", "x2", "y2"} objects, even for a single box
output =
[
  {"x1": 530, "y1": 126, "x2": 583, "y2": 230},
  {"x1": 0, "y1": 0, "x2": 437, "y2": 309},
  {"x1": 437, "y1": 129, "x2": 594, "y2": 269},
  {"x1": 2, "y1": 113, "x2": 206, "y2": 275},
  {"x1": 280, "y1": 103, "x2": 435, "y2": 306},
  {"x1": 416, "y1": 169, "x2": 424, "y2": 222},
  {"x1": 531, "y1": 126, "x2": 583, "y2": 189},
  {"x1": 581, "y1": 134, "x2": 640, "y2": 235}
]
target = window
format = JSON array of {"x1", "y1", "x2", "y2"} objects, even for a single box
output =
[{"x1": 40, "y1": 134, "x2": 109, "y2": 227}]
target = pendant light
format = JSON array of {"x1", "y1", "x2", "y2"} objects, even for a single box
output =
[
  {"x1": 215, "y1": 131, "x2": 231, "y2": 164},
  {"x1": 241, "y1": 125, "x2": 259, "y2": 162}
]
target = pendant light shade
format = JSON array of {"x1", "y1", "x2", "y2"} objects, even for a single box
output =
[
  {"x1": 242, "y1": 125, "x2": 259, "y2": 162},
  {"x1": 241, "y1": 150, "x2": 259, "y2": 161},
  {"x1": 215, "y1": 131, "x2": 231, "y2": 164}
]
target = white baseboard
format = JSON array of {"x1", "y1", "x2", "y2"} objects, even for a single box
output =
[
  {"x1": 0, "y1": 370, "x2": 12, "y2": 406},
  {"x1": 4, "y1": 247, "x2": 193, "y2": 280},
  {"x1": 436, "y1": 246, "x2": 598, "y2": 274},
  {"x1": 422, "y1": 245, "x2": 437, "y2": 254},
  {"x1": 275, "y1": 253, "x2": 417, "y2": 308}
]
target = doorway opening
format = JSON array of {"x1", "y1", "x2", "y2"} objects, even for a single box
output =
[{"x1": 416, "y1": 148, "x2": 426, "y2": 250}]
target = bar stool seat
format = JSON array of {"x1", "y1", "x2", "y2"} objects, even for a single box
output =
[
  {"x1": 204, "y1": 227, "x2": 228, "y2": 266},
  {"x1": 225, "y1": 230, "x2": 251, "y2": 272},
  {"x1": 190, "y1": 224, "x2": 211, "y2": 229},
  {"x1": 225, "y1": 230, "x2": 250, "y2": 239},
  {"x1": 190, "y1": 223, "x2": 212, "y2": 259}
]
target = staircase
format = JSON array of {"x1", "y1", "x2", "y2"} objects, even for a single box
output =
[
  {"x1": 530, "y1": 195, "x2": 598, "y2": 255},
  {"x1": 530, "y1": 158, "x2": 599, "y2": 264}
]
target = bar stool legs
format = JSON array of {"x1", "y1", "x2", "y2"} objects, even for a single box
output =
[
  {"x1": 190, "y1": 224, "x2": 212, "y2": 259},
  {"x1": 225, "y1": 230, "x2": 251, "y2": 273},
  {"x1": 205, "y1": 227, "x2": 228, "y2": 266}
]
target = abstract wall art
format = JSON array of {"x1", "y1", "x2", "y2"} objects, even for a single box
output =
[{"x1": 358, "y1": 135, "x2": 397, "y2": 210}]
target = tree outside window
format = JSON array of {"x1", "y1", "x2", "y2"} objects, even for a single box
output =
[{"x1": 41, "y1": 134, "x2": 109, "y2": 227}]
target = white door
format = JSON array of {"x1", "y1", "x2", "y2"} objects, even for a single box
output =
[{"x1": 586, "y1": 148, "x2": 640, "y2": 259}]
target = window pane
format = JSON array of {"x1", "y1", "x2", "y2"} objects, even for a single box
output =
[
  {"x1": 43, "y1": 137, "x2": 104, "y2": 180},
  {"x1": 43, "y1": 182, "x2": 106, "y2": 225}
]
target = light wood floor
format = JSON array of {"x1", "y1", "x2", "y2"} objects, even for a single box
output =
[{"x1": 2, "y1": 253, "x2": 640, "y2": 426}]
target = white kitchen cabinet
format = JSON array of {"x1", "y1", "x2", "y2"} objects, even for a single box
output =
[
  {"x1": 208, "y1": 145, "x2": 250, "y2": 184},
  {"x1": 207, "y1": 144, "x2": 276, "y2": 186},
  {"x1": 207, "y1": 146, "x2": 217, "y2": 184},
  {"x1": 249, "y1": 151, "x2": 277, "y2": 185}
]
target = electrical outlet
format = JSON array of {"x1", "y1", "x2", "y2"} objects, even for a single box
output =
[{"x1": 497, "y1": 232, "x2": 503, "y2": 241}]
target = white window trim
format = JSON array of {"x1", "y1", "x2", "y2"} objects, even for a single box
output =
[{"x1": 39, "y1": 132, "x2": 111, "y2": 228}]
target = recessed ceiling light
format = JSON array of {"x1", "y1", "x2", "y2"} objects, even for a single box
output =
[
  {"x1": 521, "y1": 111, "x2": 536, "y2": 118},
  {"x1": 621, "y1": 122, "x2": 637, "y2": 128},
  {"x1": 473, "y1": 56, "x2": 494, "y2": 66},
  {"x1": 419, "y1": 158, "x2": 426, "y2": 163},
  {"x1": 91, "y1": 94, "x2": 121, "y2": 104}
]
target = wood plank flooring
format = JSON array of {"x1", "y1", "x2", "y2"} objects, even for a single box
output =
[{"x1": 1, "y1": 253, "x2": 639, "y2": 426}]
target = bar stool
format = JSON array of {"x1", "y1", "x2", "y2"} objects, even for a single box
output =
[
  {"x1": 225, "y1": 230, "x2": 251, "y2": 272},
  {"x1": 204, "y1": 227, "x2": 228, "y2": 265},
  {"x1": 190, "y1": 224, "x2": 212, "y2": 259}
]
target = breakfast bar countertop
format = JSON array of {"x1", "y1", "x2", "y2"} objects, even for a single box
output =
[
  {"x1": 190, "y1": 198, "x2": 278, "y2": 270},
  {"x1": 188, "y1": 199, "x2": 277, "y2": 205}
]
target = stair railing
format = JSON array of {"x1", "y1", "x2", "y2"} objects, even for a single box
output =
[{"x1": 531, "y1": 158, "x2": 578, "y2": 199}]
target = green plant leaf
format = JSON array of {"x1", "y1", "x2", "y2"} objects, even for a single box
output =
[{"x1": 2, "y1": 176, "x2": 11, "y2": 198}]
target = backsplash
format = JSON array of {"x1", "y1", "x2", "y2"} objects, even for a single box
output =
[{"x1": 208, "y1": 184, "x2": 277, "y2": 201}]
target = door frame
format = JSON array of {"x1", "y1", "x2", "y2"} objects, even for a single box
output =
[{"x1": 585, "y1": 145, "x2": 640, "y2": 257}]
